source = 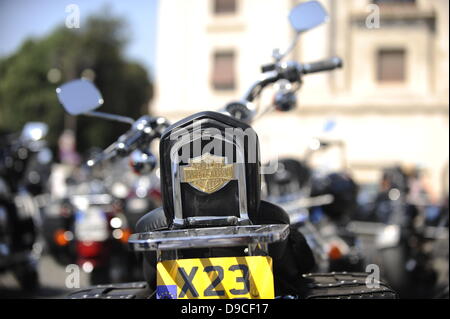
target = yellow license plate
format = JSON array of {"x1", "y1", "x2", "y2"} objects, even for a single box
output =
[{"x1": 156, "y1": 256, "x2": 274, "y2": 299}]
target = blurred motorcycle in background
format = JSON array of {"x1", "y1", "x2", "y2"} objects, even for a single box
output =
[
  {"x1": 43, "y1": 154, "x2": 161, "y2": 285},
  {"x1": 350, "y1": 166, "x2": 449, "y2": 298},
  {"x1": 0, "y1": 122, "x2": 52, "y2": 290},
  {"x1": 263, "y1": 140, "x2": 365, "y2": 273}
]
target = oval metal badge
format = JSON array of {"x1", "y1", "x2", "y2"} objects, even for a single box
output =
[{"x1": 181, "y1": 153, "x2": 235, "y2": 194}]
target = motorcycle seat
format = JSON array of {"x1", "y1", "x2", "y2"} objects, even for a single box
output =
[{"x1": 135, "y1": 200, "x2": 290, "y2": 234}]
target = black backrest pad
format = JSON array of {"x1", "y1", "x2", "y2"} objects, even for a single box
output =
[{"x1": 159, "y1": 112, "x2": 261, "y2": 226}]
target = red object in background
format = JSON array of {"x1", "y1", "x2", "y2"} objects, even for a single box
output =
[
  {"x1": 149, "y1": 188, "x2": 161, "y2": 201},
  {"x1": 328, "y1": 244, "x2": 343, "y2": 260},
  {"x1": 76, "y1": 241, "x2": 103, "y2": 258}
]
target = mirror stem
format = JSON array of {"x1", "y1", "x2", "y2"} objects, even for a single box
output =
[
  {"x1": 85, "y1": 111, "x2": 135, "y2": 125},
  {"x1": 275, "y1": 32, "x2": 301, "y2": 62}
]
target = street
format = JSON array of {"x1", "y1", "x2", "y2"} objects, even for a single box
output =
[{"x1": 0, "y1": 254, "x2": 89, "y2": 299}]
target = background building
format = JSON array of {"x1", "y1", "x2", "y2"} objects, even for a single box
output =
[{"x1": 153, "y1": 0, "x2": 449, "y2": 197}]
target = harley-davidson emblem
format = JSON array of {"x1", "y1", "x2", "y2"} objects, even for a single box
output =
[{"x1": 181, "y1": 153, "x2": 235, "y2": 194}]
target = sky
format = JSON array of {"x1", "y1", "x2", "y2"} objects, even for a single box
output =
[{"x1": 0, "y1": 0, "x2": 158, "y2": 74}]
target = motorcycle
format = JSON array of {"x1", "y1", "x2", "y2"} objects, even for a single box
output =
[
  {"x1": 45, "y1": 160, "x2": 151, "y2": 285},
  {"x1": 57, "y1": 1, "x2": 397, "y2": 299},
  {"x1": 350, "y1": 166, "x2": 449, "y2": 298},
  {"x1": 0, "y1": 122, "x2": 52, "y2": 290},
  {"x1": 263, "y1": 142, "x2": 364, "y2": 273}
]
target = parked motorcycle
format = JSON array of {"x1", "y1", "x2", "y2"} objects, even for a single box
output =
[
  {"x1": 45, "y1": 160, "x2": 151, "y2": 285},
  {"x1": 57, "y1": 1, "x2": 397, "y2": 299},
  {"x1": 350, "y1": 166, "x2": 449, "y2": 298},
  {"x1": 0, "y1": 122, "x2": 52, "y2": 290},
  {"x1": 263, "y1": 143, "x2": 365, "y2": 273}
]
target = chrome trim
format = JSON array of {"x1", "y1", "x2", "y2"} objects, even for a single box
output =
[
  {"x1": 129, "y1": 224, "x2": 289, "y2": 251},
  {"x1": 85, "y1": 111, "x2": 134, "y2": 125},
  {"x1": 169, "y1": 125, "x2": 249, "y2": 223}
]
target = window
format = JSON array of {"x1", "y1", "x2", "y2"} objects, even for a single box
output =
[
  {"x1": 377, "y1": 49, "x2": 406, "y2": 83},
  {"x1": 213, "y1": 0, "x2": 236, "y2": 14},
  {"x1": 212, "y1": 51, "x2": 235, "y2": 90}
]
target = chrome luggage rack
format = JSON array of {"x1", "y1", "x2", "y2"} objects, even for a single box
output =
[{"x1": 129, "y1": 224, "x2": 290, "y2": 252}]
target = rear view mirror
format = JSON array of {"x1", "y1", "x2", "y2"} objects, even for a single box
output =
[
  {"x1": 56, "y1": 79, "x2": 103, "y2": 115},
  {"x1": 289, "y1": 1, "x2": 328, "y2": 33}
]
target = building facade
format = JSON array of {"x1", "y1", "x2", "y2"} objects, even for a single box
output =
[{"x1": 153, "y1": 0, "x2": 449, "y2": 197}]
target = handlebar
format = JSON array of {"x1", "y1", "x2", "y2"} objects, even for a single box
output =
[
  {"x1": 86, "y1": 116, "x2": 170, "y2": 167},
  {"x1": 245, "y1": 56, "x2": 343, "y2": 104},
  {"x1": 88, "y1": 55, "x2": 342, "y2": 165},
  {"x1": 301, "y1": 57, "x2": 343, "y2": 75},
  {"x1": 261, "y1": 63, "x2": 276, "y2": 73},
  {"x1": 116, "y1": 129, "x2": 147, "y2": 155}
]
